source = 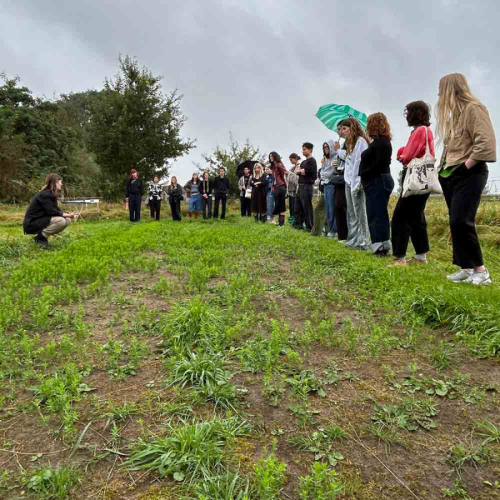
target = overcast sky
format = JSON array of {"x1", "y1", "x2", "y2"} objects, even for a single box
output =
[{"x1": 2, "y1": 0, "x2": 500, "y2": 187}]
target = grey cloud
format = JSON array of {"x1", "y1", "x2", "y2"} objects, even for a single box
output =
[{"x1": 1, "y1": 0, "x2": 499, "y2": 183}]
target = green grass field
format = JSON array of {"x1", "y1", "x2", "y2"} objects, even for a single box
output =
[{"x1": 0, "y1": 199, "x2": 499, "y2": 499}]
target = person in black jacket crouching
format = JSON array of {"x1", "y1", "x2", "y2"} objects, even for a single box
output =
[{"x1": 23, "y1": 173, "x2": 76, "y2": 248}]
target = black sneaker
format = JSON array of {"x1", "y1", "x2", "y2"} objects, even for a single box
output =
[{"x1": 34, "y1": 233, "x2": 49, "y2": 249}]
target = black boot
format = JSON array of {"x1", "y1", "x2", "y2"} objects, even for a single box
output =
[
  {"x1": 279, "y1": 215, "x2": 285, "y2": 226},
  {"x1": 254, "y1": 215, "x2": 259, "y2": 223},
  {"x1": 260, "y1": 214, "x2": 266, "y2": 223},
  {"x1": 34, "y1": 233, "x2": 49, "y2": 249}
]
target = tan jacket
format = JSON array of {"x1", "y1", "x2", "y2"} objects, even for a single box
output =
[{"x1": 442, "y1": 102, "x2": 496, "y2": 168}]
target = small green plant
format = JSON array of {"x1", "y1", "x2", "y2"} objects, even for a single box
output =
[
  {"x1": 262, "y1": 373, "x2": 287, "y2": 407},
  {"x1": 447, "y1": 442, "x2": 489, "y2": 474},
  {"x1": 371, "y1": 398, "x2": 438, "y2": 432},
  {"x1": 255, "y1": 449, "x2": 287, "y2": 499},
  {"x1": 286, "y1": 370, "x2": 326, "y2": 399},
  {"x1": 289, "y1": 428, "x2": 345, "y2": 467},
  {"x1": 442, "y1": 480, "x2": 472, "y2": 499},
  {"x1": 186, "y1": 472, "x2": 252, "y2": 499},
  {"x1": 429, "y1": 341, "x2": 454, "y2": 371},
  {"x1": 474, "y1": 420, "x2": 500, "y2": 445},
  {"x1": 322, "y1": 362, "x2": 341, "y2": 385},
  {"x1": 298, "y1": 462, "x2": 343, "y2": 499},
  {"x1": 366, "y1": 423, "x2": 404, "y2": 453},
  {"x1": 167, "y1": 352, "x2": 230, "y2": 391},
  {"x1": 125, "y1": 418, "x2": 251, "y2": 483},
  {"x1": 288, "y1": 402, "x2": 320, "y2": 428},
  {"x1": 25, "y1": 466, "x2": 79, "y2": 500}
]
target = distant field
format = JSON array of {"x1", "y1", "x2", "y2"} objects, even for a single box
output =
[{"x1": 0, "y1": 198, "x2": 499, "y2": 499}]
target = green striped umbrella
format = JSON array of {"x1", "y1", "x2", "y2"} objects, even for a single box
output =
[{"x1": 315, "y1": 104, "x2": 367, "y2": 131}]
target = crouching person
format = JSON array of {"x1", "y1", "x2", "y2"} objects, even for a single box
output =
[{"x1": 23, "y1": 173, "x2": 76, "y2": 248}]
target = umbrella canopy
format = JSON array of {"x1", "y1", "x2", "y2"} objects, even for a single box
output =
[
  {"x1": 236, "y1": 160, "x2": 258, "y2": 179},
  {"x1": 315, "y1": 104, "x2": 367, "y2": 131}
]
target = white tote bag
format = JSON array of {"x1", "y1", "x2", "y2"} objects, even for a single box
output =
[{"x1": 402, "y1": 127, "x2": 443, "y2": 198}]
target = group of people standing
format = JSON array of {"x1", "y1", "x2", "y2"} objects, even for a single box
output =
[
  {"x1": 125, "y1": 168, "x2": 232, "y2": 222},
  {"x1": 23, "y1": 74, "x2": 496, "y2": 285},
  {"x1": 238, "y1": 73, "x2": 496, "y2": 285}
]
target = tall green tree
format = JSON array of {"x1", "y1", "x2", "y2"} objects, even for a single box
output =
[
  {"x1": 197, "y1": 134, "x2": 265, "y2": 197},
  {"x1": 0, "y1": 74, "x2": 98, "y2": 200},
  {"x1": 89, "y1": 56, "x2": 194, "y2": 199}
]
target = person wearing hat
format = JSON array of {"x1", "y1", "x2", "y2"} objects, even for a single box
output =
[{"x1": 125, "y1": 169, "x2": 145, "y2": 222}]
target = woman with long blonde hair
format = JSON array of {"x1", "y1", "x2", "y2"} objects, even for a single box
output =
[
  {"x1": 334, "y1": 117, "x2": 370, "y2": 249},
  {"x1": 249, "y1": 162, "x2": 267, "y2": 223},
  {"x1": 437, "y1": 73, "x2": 496, "y2": 285}
]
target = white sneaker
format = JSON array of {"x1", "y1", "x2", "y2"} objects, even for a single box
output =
[
  {"x1": 446, "y1": 269, "x2": 474, "y2": 282},
  {"x1": 327, "y1": 232, "x2": 336, "y2": 238},
  {"x1": 464, "y1": 269, "x2": 492, "y2": 286}
]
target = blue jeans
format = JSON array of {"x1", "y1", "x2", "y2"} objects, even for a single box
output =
[
  {"x1": 323, "y1": 184, "x2": 337, "y2": 234},
  {"x1": 189, "y1": 194, "x2": 202, "y2": 212},
  {"x1": 266, "y1": 191, "x2": 274, "y2": 219}
]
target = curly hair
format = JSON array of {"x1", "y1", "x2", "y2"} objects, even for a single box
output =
[
  {"x1": 405, "y1": 101, "x2": 431, "y2": 128},
  {"x1": 366, "y1": 112, "x2": 392, "y2": 140}
]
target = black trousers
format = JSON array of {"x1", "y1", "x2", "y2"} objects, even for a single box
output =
[
  {"x1": 440, "y1": 162, "x2": 488, "y2": 269},
  {"x1": 149, "y1": 199, "x2": 161, "y2": 220},
  {"x1": 214, "y1": 195, "x2": 227, "y2": 219},
  {"x1": 289, "y1": 195, "x2": 296, "y2": 218},
  {"x1": 240, "y1": 196, "x2": 251, "y2": 216},
  {"x1": 170, "y1": 201, "x2": 181, "y2": 221},
  {"x1": 129, "y1": 194, "x2": 141, "y2": 222},
  {"x1": 391, "y1": 191, "x2": 430, "y2": 258},
  {"x1": 334, "y1": 183, "x2": 348, "y2": 241},
  {"x1": 202, "y1": 195, "x2": 212, "y2": 219},
  {"x1": 273, "y1": 185, "x2": 287, "y2": 215},
  {"x1": 364, "y1": 174, "x2": 394, "y2": 247},
  {"x1": 295, "y1": 184, "x2": 314, "y2": 231}
]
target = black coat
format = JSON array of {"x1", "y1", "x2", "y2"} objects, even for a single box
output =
[
  {"x1": 213, "y1": 176, "x2": 230, "y2": 197},
  {"x1": 23, "y1": 189, "x2": 63, "y2": 235},
  {"x1": 125, "y1": 178, "x2": 145, "y2": 198},
  {"x1": 167, "y1": 184, "x2": 184, "y2": 203},
  {"x1": 199, "y1": 178, "x2": 214, "y2": 196}
]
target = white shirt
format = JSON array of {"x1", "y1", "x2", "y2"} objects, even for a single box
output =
[{"x1": 337, "y1": 137, "x2": 368, "y2": 193}]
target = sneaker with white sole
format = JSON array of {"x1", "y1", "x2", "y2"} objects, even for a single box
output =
[
  {"x1": 464, "y1": 269, "x2": 492, "y2": 286},
  {"x1": 446, "y1": 269, "x2": 474, "y2": 282},
  {"x1": 327, "y1": 232, "x2": 336, "y2": 238}
]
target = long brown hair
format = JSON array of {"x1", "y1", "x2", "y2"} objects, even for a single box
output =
[
  {"x1": 343, "y1": 118, "x2": 369, "y2": 154},
  {"x1": 41, "y1": 173, "x2": 61, "y2": 196},
  {"x1": 435, "y1": 73, "x2": 482, "y2": 146}
]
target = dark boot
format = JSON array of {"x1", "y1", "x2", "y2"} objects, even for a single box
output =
[
  {"x1": 279, "y1": 215, "x2": 285, "y2": 226},
  {"x1": 254, "y1": 215, "x2": 259, "y2": 223},
  {"x1": 260, "y1": 214, "x2": 266, "y2": 223},
  {"x1": 34, "y1": 233, "x2": 49, "y2": 249}
]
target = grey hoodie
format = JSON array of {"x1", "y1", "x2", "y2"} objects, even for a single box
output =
[{"x1": 320, "y1": 140, "x2": 338, "y2": 184}]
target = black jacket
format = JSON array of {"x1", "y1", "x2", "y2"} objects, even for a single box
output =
[
  {"x1": 359, "y1": 137, "x2": 392, "y2": 184},
  {"x1": 298, "y1": 157, "x2": 318, "y2": 184},
  {"x1": 125, "y1": 178, "x2": 145, "y2": 198},
  {"x1": 23, "y1": 189, "x2": 63, "y2": 235},
  {"x1": 200, "y1": 178, "x2": 214, "y2": 196},
  {"x1": 167, "y1": 184, "x2": 183, "y2": 203},
  {"x1": 213, "y1": 176, "x2": 230, "y2": 197}
]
